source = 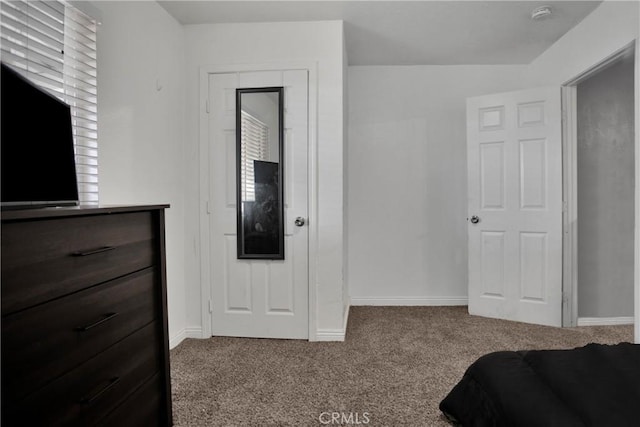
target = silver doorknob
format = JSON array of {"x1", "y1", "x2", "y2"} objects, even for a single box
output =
[
  {"x1": 294, "y1": 217, "x2": 306, "y2": 227},
  {"x1": 470, "y1": 215, "x2": 480, "y2": 224}
]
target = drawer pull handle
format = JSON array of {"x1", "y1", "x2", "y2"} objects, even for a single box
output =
[
  {"x1": 75, "y1": 312, "x2": 119, "y2": 332},
  {"x1": 80, "y1": 377, "x2": 121, "y2": 405},
  {"x1": 71, "y1": 246, "x2": 116, "y2": 257}
]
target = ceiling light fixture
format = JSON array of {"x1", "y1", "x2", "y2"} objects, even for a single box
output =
[{"x1": 531, "y1": 5, "x2": 552, "y2": 20}]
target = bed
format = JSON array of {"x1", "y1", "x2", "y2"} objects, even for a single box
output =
[{"x1": 439, "y1": 342, "x2": 640, "y2": 426}]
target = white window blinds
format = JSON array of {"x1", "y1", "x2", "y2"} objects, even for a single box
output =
[{"x1": 0, "y1": 0, "x2": 98, "y2": 204}]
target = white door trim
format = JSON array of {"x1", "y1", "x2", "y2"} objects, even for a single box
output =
[
  {"x1": 198, "y1": 61, "x2": 319, "y2": 340},
  {"x1": 636, "y1": 37, "x2": 640, "y2": 345},
  {"x1": 561, "y1": 41, "x2": 638, "y2": 338},
  {"x1": 561, "y1": 84, "x2": 578, "y2": 327}
]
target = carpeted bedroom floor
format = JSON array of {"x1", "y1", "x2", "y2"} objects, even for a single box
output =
[{"x1": 169, "y1": 306, "x2": 633, "y2": 426}]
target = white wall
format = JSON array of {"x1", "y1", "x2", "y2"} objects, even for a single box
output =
[
  {"x1": 347, "y1": 65, "x2": 527, "y2": 304},
  {"x1": 183, "y1": 21, "x2": 347, "y2": 338},
  {"x1": 95, "y1": 1, "x2": 187, "y2": 343}
]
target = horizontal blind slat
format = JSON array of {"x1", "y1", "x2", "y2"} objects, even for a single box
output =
[
  {"x1": 29, "y1": 0, "x2": 64, "y2": 22},
  {"x1": 72, "y1": 115, "x2": 97, "y2": 128},
  {"x1": 76, "y1": 174, "x2": 98, "y2": 183},
  {"x1": 0, "y1": 1, "x2": 25, "y2": 15},
  {"x1": 25, "y1": 3, "x2": 65, "y2": 32},
  {"x1": 64, "y1": 9, "x2": 97, "y2": 39},
  {"x1": 61, "y1": 47, "x2": 96, "y2": 68},
  {"x1": 72, "y1": 122, "x2": 97, "y2": 132},
  {"x1": 69, "y1": 98, "x2": 97, "y2": 110},
  {"x1": 76, "y1": 165, "x2": 98, "y2": 175},
  {"x1": 62, "y1": 32, "x2": 95, "y2": 57},
  {"x1": 73, "y1": 129, "x2": 97, "y2": 139},
  {"x1": 75, "y1": 143, "x2": 98, "y2": 151},
  {"x1": 64, "y1": 94, "x2": 97, "y2": 111},
  {"x1": 71, "y1": 109, "x2": 97, "y2": 122},
  {"x1": 75, "y1": 149, "x2": 98, "y2": 159},
  {"x1": 77, "y1": 183, "x2": 98, "y2": 192},
  {"x1": 62, "y1": 62, "x2": 97, "y2": 82},
  {"x1": 65, "y1": 84, "x2": 97, "y2": 100},
  {"x1": 75, "y1": 154, "x2": 98, "y2": 164}
]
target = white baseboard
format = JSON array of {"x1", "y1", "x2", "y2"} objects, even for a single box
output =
[
  {"x1": 315, "y1": 329, "x2": 346, "y2": 341},
  {"x1": 577, "y1": 317, "x2": 634, "y2": 326},
  {"x1": 314, "y1": 300, "x2": 350, "y2": 342},
  {"x1": 350, "y1": 296, "x2": 468, "y2": 306},
  {"x1": 169, "y1": 326, "x2": 203, "y2": 349}
]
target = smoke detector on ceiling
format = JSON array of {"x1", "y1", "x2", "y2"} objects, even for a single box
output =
[{"x1": 531, "y1": 5, "x2": 552, "y2": 20}]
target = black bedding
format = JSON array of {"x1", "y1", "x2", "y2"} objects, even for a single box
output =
[{"x1": 439, "y1": 343, "x2": 640, "y2": 427}]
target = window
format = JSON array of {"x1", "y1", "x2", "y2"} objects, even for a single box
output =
[
  {"x1": 0, "y1": 0, "x2": 99, "y2": 204},
  {"x1": 240, "y1": 110, "x2": 269, "y2": 202}
]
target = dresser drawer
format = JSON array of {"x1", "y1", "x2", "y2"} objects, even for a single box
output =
[
  {"x1": 4, "y1": 322, "x2": 162, "y2": 427},
  {"x1": 98, "y1": 373, "x2": 166, "y2": 427},
  {"x1": 2, "y1": 268, "x2": 159, "y2": 403},
  {"x1": 1, "y1": 211, "x2": 156, "y2": 314}
]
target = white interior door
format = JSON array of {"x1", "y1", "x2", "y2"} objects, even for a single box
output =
[
  {"x1": 467, "y1": 87, "x2": 562, "y2": 327},
  {"x1": 209, "y1": 70, "x2": 308, "y2": 339}
]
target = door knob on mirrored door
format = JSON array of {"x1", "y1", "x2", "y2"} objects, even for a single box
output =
[
  {"x1": 470, "y1": 215, "x2": 480, "y2": 224},
  {"x1": 295, "y1": 217, "x2": 306, "y2": 227}
]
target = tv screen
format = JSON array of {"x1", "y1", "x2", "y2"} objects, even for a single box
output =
[{"x1": 1, "y1": 63, "x2": 79, "y2": 208}]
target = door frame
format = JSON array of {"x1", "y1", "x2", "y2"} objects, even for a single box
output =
[
  {"x1": 198, "y1": 61, "x2": 319, "y2": 340},
  {"x1": 561, "y1": 41, "x2": 638, "y2": 338}
]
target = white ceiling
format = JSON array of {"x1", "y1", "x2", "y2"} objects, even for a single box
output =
[{"x1": 158, "y1": 1, "x2": 602, "y2": 65}]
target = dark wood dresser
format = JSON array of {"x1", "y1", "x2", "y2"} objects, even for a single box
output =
[{"x1": 1, "y1": 205, "x2": 173, "y2": 426}]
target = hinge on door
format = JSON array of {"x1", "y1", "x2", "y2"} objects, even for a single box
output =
[
  {"x1": 562, "y1": 200, "x2": 568, "y2": 212},
  {"x1": 205, "y1": 99, "x2": 210, "y2": 114},
  {"x1": 208, "y1": 300, "x2": 213, "y2": 313},
  {"x1": 206, "y1": 200, "x2": 211, "y2": 214}
]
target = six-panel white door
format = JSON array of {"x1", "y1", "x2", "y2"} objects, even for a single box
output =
[
  {"x1": 467, "y1": 87, "x2": 562, "y2": 327},
  {"x1": 208, "y1": 70, "x2": 309, "y2": 338}
]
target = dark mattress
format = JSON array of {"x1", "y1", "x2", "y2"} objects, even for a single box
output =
[{"x1": 439, "y1": 343, "x2": 640, "y2": 427}]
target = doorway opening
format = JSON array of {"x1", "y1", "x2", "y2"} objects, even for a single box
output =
[{"x1": 562, "y1": 42, "x2": 636, "y2": 328}]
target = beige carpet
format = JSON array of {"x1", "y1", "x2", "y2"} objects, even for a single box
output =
[{"x1": 170, "y1": 306, "x2": 633, "y2": 426}]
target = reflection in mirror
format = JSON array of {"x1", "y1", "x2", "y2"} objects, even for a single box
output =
[{"x1": 236, "y1": 87, "x2": 284, "y2": 259}]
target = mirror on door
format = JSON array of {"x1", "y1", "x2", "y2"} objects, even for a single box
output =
[{"x1": 236, "y1": 87, "x2": 284, "y2": 259}]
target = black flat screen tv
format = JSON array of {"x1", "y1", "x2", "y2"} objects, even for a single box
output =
[{"x1": 1, "y1": 63, "x2": 79, "y2": 208}]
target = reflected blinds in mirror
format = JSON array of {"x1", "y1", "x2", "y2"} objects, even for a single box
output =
[{"x1": 240, "y1": 110, "x2": 269, "y2": 202}]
